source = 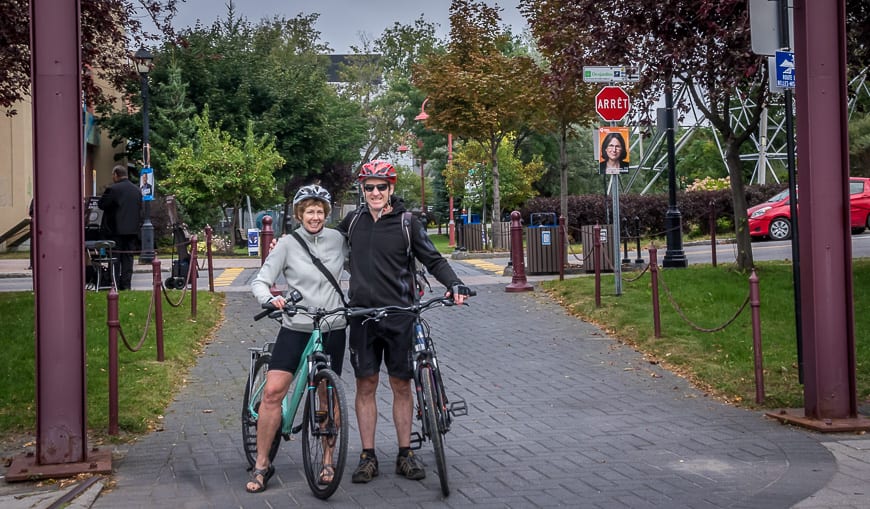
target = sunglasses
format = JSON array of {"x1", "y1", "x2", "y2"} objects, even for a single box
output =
[{"x1": 363, "y1": 183, "x2": 389, "y2": 192}]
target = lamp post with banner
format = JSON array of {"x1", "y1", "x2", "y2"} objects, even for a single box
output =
[{"x1": 134, "y1": 47, "x2": 155, "y2": 264}]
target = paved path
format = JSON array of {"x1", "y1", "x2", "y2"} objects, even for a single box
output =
[{"x1": 2, "y1": 256, "x2": 870, "y2": 508}]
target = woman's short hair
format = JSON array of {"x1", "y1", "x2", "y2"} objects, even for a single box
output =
[{"x1": 294, "y1": 197, "x2": 330, "y2": 220}]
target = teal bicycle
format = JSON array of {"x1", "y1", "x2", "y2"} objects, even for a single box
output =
[{"x1": 242, "y1": 294, "x2": 349, "y2": 500}]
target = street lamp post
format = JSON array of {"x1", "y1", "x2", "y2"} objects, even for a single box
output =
[
  {"x1": 415, "y1": 98, "x2": 457, "y2": 246},
  {"x1": 414, "y1": 100, "x2": 428, "y2": 217},
  {"x1": 134, "y1": 47, "x2": 155, "y2": 264}
]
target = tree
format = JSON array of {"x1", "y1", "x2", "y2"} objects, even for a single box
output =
[
  {"x1": 100, "y1": 7, "x2": 367, "y2": 230},
  {"x1": 520, "y1": 0, "x2": 599, "y2": 221},
  {"x1": 162, "y1": 107, "x2": 284, "y2": 246},
  {"x1": 338, "y1": 17, "x2": 443, "y2": 168},
  {"x1": 413, "y1": 0, "x2": 548, "y2": 247},
  {"x1": 0, "y1": 0, "x2": 178, "y2": 115},
  {"x1": 452, "y1": 135, "x2": 543, "y2": 216}
]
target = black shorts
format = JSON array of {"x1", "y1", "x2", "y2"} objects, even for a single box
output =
[
  {"x1": 348, "y1": 314, "x2": 415, "y2": 380},
  {"x1": 269, "y1": 327, "x2": 347, "y2": 377}
]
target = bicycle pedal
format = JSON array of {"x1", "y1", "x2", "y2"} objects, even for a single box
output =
[
  {"x1": 409, "y1": 431, "x2": 424, "y2": 450},
  {"x1": 449, "y1": 399, "x2": 467, "y2": 417}
]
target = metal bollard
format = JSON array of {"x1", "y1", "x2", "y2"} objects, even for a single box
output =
[
  {"x1": 750, "y1": 269, "x2": 764, "y2": 403},
  {"x1": 153, "y1": 259, "x2": 164, "y2": 362},
  {"x1": 634, "y1": 216, "x2": 643, "y2": 264},
  {"x1": 107, "y1": 287, "x2": 119, "y2": 435},
  {"x1": 650, "y1": 247, "x2": 661, "y2": 338},
  {"x1": 261, "y1": 215, "x2": 274, "y2": 266},
  {"x1": 709, "y1": 202, "x2": 718, "y2": 267},
  {"x1": 594, "y1": 224, "x2": 601, "y2": 308},
  {"x1": 622, "y1": 217, "x2": 631, "y2": 265},
  {"x1": 505, "y1": 211, "x2": 533, "y2": 292},
  {"x1": 205, "y1": 224, "x2": 214, "y2": 292},
  {"x1": 190, "y1": 234, "x2": 198, "y2": 319},
  {"x1": 558, "y1": 215, "x2": 566, "y2": 281}
]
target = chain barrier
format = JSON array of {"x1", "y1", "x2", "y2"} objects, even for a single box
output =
[
  {"x1": 117, "y1": 295, "x2": 154, "y2": 352},
  {"x1": 657, "y1": 270, "x2": 750, "y2": 332},
  {"x1": 623, "y1": 262, "x2": 650, "y2": 282},
  {"x1": 160, "y1": 238, "x2": 196, "y2": 307}
]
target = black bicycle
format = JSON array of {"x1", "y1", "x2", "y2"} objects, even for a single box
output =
[{"x1": 353, "y1": 290, "x2": 475, "y2": 496}]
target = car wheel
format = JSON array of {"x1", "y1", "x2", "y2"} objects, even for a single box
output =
[{"x1": 769, "y1": 218, "x2": 791, "y2": 240}]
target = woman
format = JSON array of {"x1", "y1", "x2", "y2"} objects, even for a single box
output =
[
  {"x1": 599, "y1": 131, "x2": 629, "y2": 174},
  {"x1": 246, "y1": 184, "x2": 348, "y2": 493}
]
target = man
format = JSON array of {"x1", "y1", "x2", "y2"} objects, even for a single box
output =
[
  {"x1": 338, "y1": 159, "x2": 471, "y2": 484},
  {"x1": 98, "y1": 165, "x2": 141, "y2": 290}
]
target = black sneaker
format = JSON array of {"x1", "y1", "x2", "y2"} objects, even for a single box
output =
[
  {"x1": 351, "y1": 452, "x2": 379, "y2": 483},
  {"x1": 395, "y1": 450, "x2": 426, "y2": 480}
]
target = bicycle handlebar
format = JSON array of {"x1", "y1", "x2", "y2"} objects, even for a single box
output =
[
  {"x1": 253, "y1": 303, "x2": 355, "y2": 322},
  {"x1": 347, "y1": 291, "x2": 476, "y2": 321},
  {"x1": 254, "y1": 289, "x2": 476, "y2": 322}
]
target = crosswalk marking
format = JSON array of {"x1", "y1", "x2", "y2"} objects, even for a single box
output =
[
  {"x1": 464, "y1": 259, "x2": 505, "y2": 275},
  {"x1": 214, "y1": 267, "x2": 244, "y2": 287}
]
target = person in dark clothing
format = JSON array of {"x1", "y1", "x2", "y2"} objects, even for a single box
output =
[
  {"x1": 98, "y1": 165, "x2": 141, "y2": 290},
  {"x1": 337, "y1": 159, "x2": 472, "y2": 484}
]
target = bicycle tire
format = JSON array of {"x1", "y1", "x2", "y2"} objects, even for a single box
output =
[
  {"x1": 241, "y1": 353, "x2": 282, "y2": 468},
  {"x1": 301, "y1": 368, "x2": 348, "y2": 500},
  {"x1": 421, "y1": 365, "x2": 449, "y2": 496}
]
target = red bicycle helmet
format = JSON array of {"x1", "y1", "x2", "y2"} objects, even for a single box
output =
[{"x1": 358, "y1": 159, "x2": 397, "y2": 184}]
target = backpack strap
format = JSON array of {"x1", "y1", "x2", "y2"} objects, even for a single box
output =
[{"x1": 290, "y1": 231, "x2": 348, "y2": 307}]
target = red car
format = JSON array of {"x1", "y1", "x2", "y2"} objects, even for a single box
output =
[{"x1": 748, "y1": 177, "x2": 870, "y2": 240}]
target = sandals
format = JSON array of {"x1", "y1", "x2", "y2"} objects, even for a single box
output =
[
  {"x1": 318, "y1": 464, "x2": 335, "y2": 485},
  {"x1": 246, "y1": 464, "x2": 275, "y2": 493}
]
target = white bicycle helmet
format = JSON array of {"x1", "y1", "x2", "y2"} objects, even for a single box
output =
[{"x1": 292, "y1": 184, "x2": 331, "y2": 207}]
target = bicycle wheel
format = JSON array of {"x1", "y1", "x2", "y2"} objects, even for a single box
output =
[
  {"x1": 241, "y1": 354, "x2": 282, "y2": 468},
  {"x1": 301, "y1": 368, "x2": 348, "y2": 500},
  {"x1": 420, "y1": 365, "x2": 449, "y2": 496}
]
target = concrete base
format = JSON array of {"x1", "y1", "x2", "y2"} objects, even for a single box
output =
[
  {"x1": 5, "y1": 448, "x2": 112, "y2": 482},
  {"x1": 766, "y1": 408, "x2": 870, "y2": 433}
]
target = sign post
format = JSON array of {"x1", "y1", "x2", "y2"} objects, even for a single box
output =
[{"x1": 595, "y1": 86, "x2": 631, "y2": 295}]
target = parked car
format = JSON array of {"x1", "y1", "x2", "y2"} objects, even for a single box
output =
[{"x1": 748, "y1": 177, "x2": 870, "y2": 240}]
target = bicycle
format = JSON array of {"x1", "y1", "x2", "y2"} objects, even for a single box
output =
[
  {"x1": 241, "y1": 293, "x2": 350, "y2": 500},
  {"x1": 353, "y1": 289, "x2": 475, "y2": 497}
]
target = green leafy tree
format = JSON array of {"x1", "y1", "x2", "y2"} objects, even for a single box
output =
[
  {"x1": 413, "y1": 0, "x2": 548, "y2": 247},
  {"x1": 162, "y1": 107, "x2": 284, "y2": 246}
]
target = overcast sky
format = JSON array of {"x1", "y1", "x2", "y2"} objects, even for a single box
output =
[{"x1": 165, "y1": 0, "x2": 527, "y2": 54}]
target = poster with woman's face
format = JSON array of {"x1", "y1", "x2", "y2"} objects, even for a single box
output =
[{"x1": 597, "y1": 127, "x2": 631, "y2": 175}]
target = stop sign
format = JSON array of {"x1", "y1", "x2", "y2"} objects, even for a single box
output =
[{"x1": 595, "y1": 86, "x2": 630, "y2": 122}]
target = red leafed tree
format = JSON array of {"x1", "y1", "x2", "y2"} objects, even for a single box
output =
[
  {"x1": 0, "y1": 0, "x2": 177, "y2": 115},
  {"x1": 520, "y1": 0, "x2": 600, "y2": 221},
  {"x1": 413, "y1": 0, "x2": 547, "y2": 241}
]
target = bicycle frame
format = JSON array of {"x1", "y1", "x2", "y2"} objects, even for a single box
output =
[
  {"x1": 247, "y1": 328, "x2": 326, "y2": 435},
  {"x1": 409, "y1": 318, "x2": 466, "y2": 449}
]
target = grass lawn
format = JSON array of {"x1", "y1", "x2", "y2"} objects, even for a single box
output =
[
  {"x1": 0, "y1": 290, "x2": 224, "y2": 443},
  {"x1": 541, "y1": 259, "x2": 870, "y2": 409}
]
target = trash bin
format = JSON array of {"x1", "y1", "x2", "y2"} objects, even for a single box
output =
[
  {"x1": 526, "y1": 213, "x2": 560, "y2": 275},
  {"x1": 492, "y1": 221, "x2": 510, "y2": 250},
  {"x1": 464, "y1": 223, "x2": 483, "y2": 251},
  {"x1": 581, "y1": 224, "x2": 614, "y2": 273}
]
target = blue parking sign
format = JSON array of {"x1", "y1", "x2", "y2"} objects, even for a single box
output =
[{"x1": 775, "y1": 51, "x2": 795, "y2": 89}]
